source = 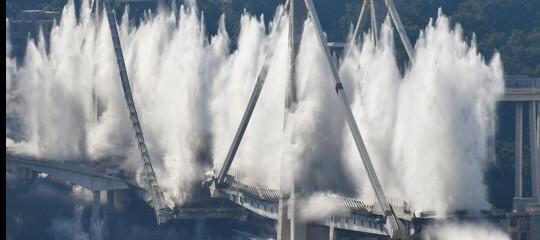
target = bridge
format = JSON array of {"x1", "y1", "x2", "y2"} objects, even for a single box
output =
[
  {"x1": 6, "y1": 150, "x2": 509, "y2": 239},
  {"x1": 5, "y1": 152, "x2": 250, "y2": 233},
  {"x1": 5, "y1": 0, "x2": 539, "y2": 239}
]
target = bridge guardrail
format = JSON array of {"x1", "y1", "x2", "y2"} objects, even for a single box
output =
[{"x1": 505, "y1": 76, "x2": 540, "y2": 90}]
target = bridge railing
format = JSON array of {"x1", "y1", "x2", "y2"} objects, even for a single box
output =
[{"x1": 505, "y1": 75, "x2": 540, "y2": 90}]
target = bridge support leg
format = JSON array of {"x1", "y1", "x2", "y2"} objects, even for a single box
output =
[
  {"x1": 329, "y1": 223, "x2": 336, "y2": 240},
  {"x1": 530, "y1": 102, "x2": 538, "y2": 200},
  {"x1": 291, "y1": 221, "x2": 306, "y2": 240},
  {"x1": 105, "y1": 190, "x2": 115, "y2": 239},
  {"x1": 537, "y1": 101, "x2": 540, "y2": 203},
  {"x1": 515, "y1": 102, "x2": 523, "y2": 203},
  {"x1": 277, "y1": 197, "x2": 290, "y2": 240},
  {"x1": 288, "y1": 1, "x2": 307, "y2": 239},
  {"x1": 90, "y1": 191, "x2": 102, "y2": 240},
  {"x1": 290, "y1": 194, "x2": 306, "y2": 240},
  {"x1": 16, "y1": 167, "x2": 34, "y2": 181},
  {"x1": 91, "y1": 191, "x2": 101, "y2": 223}
]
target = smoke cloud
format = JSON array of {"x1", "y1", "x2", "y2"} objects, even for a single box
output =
[
  {"x1": 423, "y1": 221, "x2": 510, "y2": 240},
  {"x1": 6, "y1": 1, "x2": 503, "y2": 218},
  {"x1": 298, "y1": 192, "x2": 348, "y2": 221},
  {"x1": 340, "y1": 11, "x2": 503, "y2": 214}
]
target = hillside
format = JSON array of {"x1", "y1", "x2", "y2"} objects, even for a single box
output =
[{"x1": 6, "y1": 0, "x2": 540, "y2": 76}]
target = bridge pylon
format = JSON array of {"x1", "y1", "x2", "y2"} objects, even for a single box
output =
[
  {"x1": 352, "y1": 0, "x2": 415, "y2": 61},
  {"x1": 101, "y1": 0, "x2": 173, "y2": 223},
  {"x1": 206, "y1": 0, "x2": 410, "y2": 239}
]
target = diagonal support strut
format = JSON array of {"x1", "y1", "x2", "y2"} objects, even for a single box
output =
[
  {"x1": 215, "y1": 2, "x2": 290, "y2": 187},
  {"x1": 103, "y1": 0, "x2": 171, "y2": 223},
  {"x1": 302, "y1": 0, "x2": 405, "y2": 238},
  {"x1": 351, "y1": 0, "x2": 415, "y2": 61}
]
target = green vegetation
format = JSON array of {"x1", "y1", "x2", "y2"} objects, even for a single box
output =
[
  {"x1": 486, "y1": 141, "x2": 532, "y2": 210},
  {"x1": 7, "y1": 0, "x2": 540, "y2": 75},
  {"x1": 394, "y1": 0, "x2": 540, "y2": 76},
  {"x1": 6, "y1": 0, "x2": 66, "y2": 14},
  {"x1": 199, "y1": 0, "x2": 540, "y2": 76}
]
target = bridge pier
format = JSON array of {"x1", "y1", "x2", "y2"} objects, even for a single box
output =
[
  {"x1": 290, "y1": 189, "x2": 307, "y2": 240},
  {"x1": 292, "y1": 218, "x2": 307, "y2": 240},
  {"x1": 515, "y1": 102, "x2": 523, "y2": 200},
  {"x1": 537, "y1": 101, "x2": 540, "y2": 203},
  {"x1": 90, "y1": 190, "x2": 116, "y2": 240},
  {"x1": 514, "y1": 100, "x2": 540, "y2": 208},
  {"x1": 329, "y1": 223, "x2": 336, "y2": 240},
  {"x1": 91, "y1": 191, "x2": 101, "y2": 223},
  {"x1": 530, "y1": 101, "x2": 539, "y2": 201},
  {"x1": 277, "y1": 196, "x2": 291, "y2": 240},
  {"x1": 18, "y1": 168, "x2": 37, "y2": 181},
  {"x1": 90, "y1": 191, "x2": 101, "y2": 240},
  {"x1": 104, "y1": 190, "x2": 115, "y2": 239},
  {"x1": 15, "y1": 167, "x2": 35, "y2": 181}
]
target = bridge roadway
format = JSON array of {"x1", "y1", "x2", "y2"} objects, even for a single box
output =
[
  {"x1": 5, "y1": 152, "x2": 249, "y2": 222},
  {"x1": 6, "y1": 151, "x2": 416, "y2": 237},
  {"x1": 6, "y1": 152, "x2": 131, "y2": 191},
  {"x1": 209, "y1": 175, "x2": 406, "y2": 237},
  {"x1": 502, "y1": 87, "x2": 540, "y2": 101},
  {"x1": 4, "y1": 151, "x2": 506, "y2": 238},
  {"x1": 208, "y1": 173, "x2": 506, "y2": 239}
]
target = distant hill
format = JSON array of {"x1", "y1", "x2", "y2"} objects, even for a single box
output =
[{"x1": 6, "y1": 0, "x2": 540, "y2": 76}]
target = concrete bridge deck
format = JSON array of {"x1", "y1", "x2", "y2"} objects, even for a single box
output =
[
  {"x1": 6, "y1": 152, "x2": 131, "y2": 191},
  {"x1": 5, "y1": 152, "x2": 250, "y2": 223}
]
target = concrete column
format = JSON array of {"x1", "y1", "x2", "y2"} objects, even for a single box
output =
[
  {"x1": 515, "y1": 103, "x2": 523, "y2": 199},
  {"x1": 291, "y1": 215, "x2": 307, "y2": 240},
  {"x1": 16, "y1": 167, "x2": 35, "y2": 181},
  {"x1": 24, "y1": 168, "x2": 30, "y2": 179},
  {"x1": 290, "y1": 182, "x2": 306, "y2": 240},
  {"x1": 277, "y1": 196, "x2": 290, "y2": 240},
  {"x1": 105, "y1": 190, "x2": 115, "y2": 239},
  {"x1": 369, "y1": 0, "x2": 379, "y2": 44},
  {"x1": 90, "y1": 191, "x2": 102, "y2": 240},
  {"x1": 530, "y1": 102, "x2": 538, "y2": 199},
  {"x1": 488, "y1": 111, "x2": 496, "y2": 162},
  {"x1": 329, "y1": 222, "x2": 336, "y2": 240},
  {"x1": 288, "y1": 1, "x2": 307, "y2": 239},
  {"x1": 106, "y1": 190, "x2": 114, "y2": 216},
  {"x1": 537, "y1": 101, "x2": 540, "y2": 202},
  {"x1": 91, "y1": 191, "x2": 101, "y2": 224},
  {"x1": 29, "y1": 170, "x2": 36, "y2": 181},
  {"x1": 174, "y1": 0, "x2": 180, "y2": 24}
]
